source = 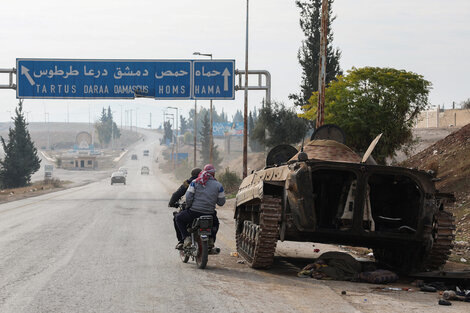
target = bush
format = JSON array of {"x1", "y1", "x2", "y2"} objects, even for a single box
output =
[
  {"x1": 44, "y1": 178, "x2": 62, "y2": 188},
  {"x1": 216, "y1": 168, "x2": 241, "y2": 195}
]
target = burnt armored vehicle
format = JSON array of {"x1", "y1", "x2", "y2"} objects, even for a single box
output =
[{"x1": 235, "y1": 125, "x2": 455, "y2": 272}]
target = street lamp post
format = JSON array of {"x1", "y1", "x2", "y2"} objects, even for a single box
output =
[
  {"x1": 193, "y1": 51, "x2": 214, "y2": 165},
  {"x1": 167, "y1": 107, "x2": 179, "y2": 169}
]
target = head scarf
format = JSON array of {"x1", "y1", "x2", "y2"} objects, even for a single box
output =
[{"x1": 195, "y1": 164, "x2": 216, "y2": 186}]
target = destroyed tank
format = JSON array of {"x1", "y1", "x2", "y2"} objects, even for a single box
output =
[{"x1": 235, "y1": 125, "x2": 455, "y2": 272}]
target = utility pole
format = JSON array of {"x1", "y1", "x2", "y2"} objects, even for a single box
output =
[
  {"x1": 316, "y1": 0, "x2": 328, "y2": 129},
  {"x1": 243, "y1": 0, "x2": 249, "y2": 178},
  {"x1": 194, "y1": 100, "x2": 197, "y2": 167}
]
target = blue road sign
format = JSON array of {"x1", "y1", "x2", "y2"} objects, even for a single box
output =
[
  {"x1": 193, "y1": 60, "x2": 234, "y2": 100},
  {"x1": 16, "y1": 58, "x2": 235, "y2": 100},
  {"x1": 17, "y1": 59, "x2": 192, "y2": 99}
]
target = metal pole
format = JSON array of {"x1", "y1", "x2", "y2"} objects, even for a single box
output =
[
  {"x1": 243, "y1": 0, "x2": 249, "y2": 178},
  {"x1": 175, "y1": 107, "x2": 178, "y2": 168},
  {"x1": 194, "y1": 100, "x2": 197, "y2": 167},
  {"x1": 173, "y1": 112, "x2": 176, "y2": 169},
  {"x1": 209, "y1": 54, "x2": 214, "y2": 165},
  {"x1": 316, "y1": 0, "x2": 328, "y2": 129}
]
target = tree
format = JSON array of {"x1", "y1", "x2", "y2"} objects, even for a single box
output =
[
  {"x1": 199, "y1": 112, "x2": 222, "y2": 168},
  {"x1": 163, "y1": 120, "x2": 173, "y2": 144},
  {"x1": 249, "y1": 111, "x2": 263, "y2": 152},
  {"x1": 289, "y1": 0, "x2": 342, "y2": 107},
  {"x1": 95, "y1": 106, "x2": 120, "y2": 147},
  {"x1": 301, "y1": 67, "x2": 432, "y2": 164},
  {"x1": 232, "y1": 110, "x2": 243, "y2": 123},
  {"x1": 180, "y1": 115, "x2": 189, "y2": 134},
  {"x1": 0, "y1": 101, "x2": 41, "y2": 188},
  {"x1": 461, "y1": 98, "x2": 470, "y2": 109},
  {"x1": 252, "y1": 101, "x2": 308, "y2": 149}
]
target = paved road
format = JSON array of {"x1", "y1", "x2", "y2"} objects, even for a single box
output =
[{"x1": 0, "y1": 134, "x2": 467, "y2": 313}]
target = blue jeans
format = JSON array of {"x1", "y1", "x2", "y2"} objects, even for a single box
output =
[{"x1": 175, "y1": 209, "x2": 219, "y2": 242}]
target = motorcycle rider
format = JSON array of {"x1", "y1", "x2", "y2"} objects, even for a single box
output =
[
  {"x1": 175, "y1": 164, "x2": 225, "y2": 250},
  {"x1": 169, "y1": 167, "x2": 202, "y2": 249}
]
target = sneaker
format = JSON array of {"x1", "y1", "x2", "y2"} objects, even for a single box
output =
[
  {"x1": 183, "y1": 237, "x2": 192, "y2": 248},
  {"x1": 209, "y1": 247, "x2": 220, "y2": 255},
  {"x1": 175, "y1": 242, "x2": 183, "y2": 250}
]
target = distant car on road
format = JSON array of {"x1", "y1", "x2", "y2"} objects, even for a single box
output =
[
  {"x1": 111, "y1": 172, "x2": 126, "y2": 185},
  {"x1": 143, "y1": 150, "x2": 149, "y2": 156},
  {"x1": 131, "y1": 154, "x2": 138, "y2": 160},
  {"x1": 118, "y1": 167, "x2": 128, "y2": 176},
  {"x1": 141, "y1": 166, "x2": 150, "y2": 175}
]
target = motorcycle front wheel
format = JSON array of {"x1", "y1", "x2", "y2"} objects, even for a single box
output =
[
  {"x1": 195, "y1": 237, "x2": 208, "y2": 269},
  {"x1": 179, "y1": 249, "x2": 189, "y2": 263}
]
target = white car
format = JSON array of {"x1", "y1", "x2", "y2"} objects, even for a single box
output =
[
  {"x1": 118, "y1": 167, "x2": 128, "y2": 177},
  {"x1": 111, "y1": 172, "x2": 126, "y2": 185},
  {"x1": 141, "y1": 166, "x2": 150, "y2": 175}
]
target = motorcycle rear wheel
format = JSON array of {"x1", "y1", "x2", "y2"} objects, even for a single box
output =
[{"x1": 195, "y1": 237, "x2": 208, "y2": 269}]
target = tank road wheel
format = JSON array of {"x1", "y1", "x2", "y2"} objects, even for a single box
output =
[
  {"x1": 236, "y1": 196, "x2": 281, "y2": 268},
  {"x1": 374, "y1": 210, "x2": 455, "y2": 272},
  {"x1": 422, "y1": 210, "x2": 455, "y2": 270}
]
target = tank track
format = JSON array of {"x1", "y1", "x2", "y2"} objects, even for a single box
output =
[
  {"x1": 236, "y1": 196, "x2": 282, "y2": 268},
  {"x1": 374, "y1": 210, "x2": 455, "y2": 272},
  {"x1": 422, "y1": 210, "x2": 455, "y2": 270}
]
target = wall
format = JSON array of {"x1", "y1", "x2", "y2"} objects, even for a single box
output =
[{"x1": 415, "y1": 108, "x2": 470, "y2": 128}]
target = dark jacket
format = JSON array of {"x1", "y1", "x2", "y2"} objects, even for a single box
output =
[
  {"x1": 168, "y1": 175, "x2": 198, "y2": 207},
  {"x1": 185, "y1": 177, "x2": 226, "y2": 214}
]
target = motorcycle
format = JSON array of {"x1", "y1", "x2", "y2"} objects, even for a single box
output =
[{"x1": 174, "y1": 202, "x2": 220, "y2": 269}]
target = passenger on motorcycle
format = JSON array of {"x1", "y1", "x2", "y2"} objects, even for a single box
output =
[
  {"x1": 175, "y1": 164, "x2": 225, "y2": 250},
  {"x1": 169, "y1": 167, "x2": 202, "y2": 249}
]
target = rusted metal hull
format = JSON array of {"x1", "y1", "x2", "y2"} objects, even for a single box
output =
[{"x1": 235, "y1": 139, "x2": 455, "y2": 272}]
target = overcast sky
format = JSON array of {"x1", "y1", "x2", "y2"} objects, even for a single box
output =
[{"x1": 0, "y1": 0, "x2": 469, "y2": 127}]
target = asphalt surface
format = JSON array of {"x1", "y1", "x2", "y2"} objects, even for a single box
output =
[{"x1": 0, "y1": 133, "x2": 468, "y2": 313}]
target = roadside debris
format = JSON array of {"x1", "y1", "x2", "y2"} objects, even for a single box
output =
[
  {"x1": 297, "y1": 251, "x2": 400, "y2": 284},
  {"x1": 358, "y1": 269, "x2": 398, "y2": 284},
  {"x1": 297, "y1": 252, "x2": 361, "y2": 281},
  {"x1": 230, "y1": 252, "x2": 238, "y2": 257},
  {"x1": 438, "y1": 299, "x2": 452, "y2": 306}
]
